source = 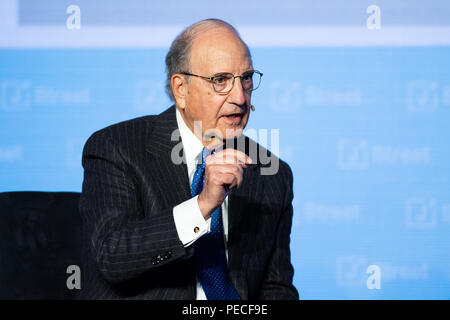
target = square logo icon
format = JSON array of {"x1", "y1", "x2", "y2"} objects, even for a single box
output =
[
  {"x1": 407, "y1": 81, "x2": 438, "y2": 112},
  {"x1": 1, "y1": 80, "x2": 31, "y2": 111},
  {"x1": 405, "y1": 198, "x2": 437, "y2": 229},
  {"x1": 337, "y1": 139, "x2": 369, "y2": 170}
]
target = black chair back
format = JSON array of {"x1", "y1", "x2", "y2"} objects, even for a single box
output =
[{"x1": 0, "y1": 191, "x2": 82, "y2": 299}]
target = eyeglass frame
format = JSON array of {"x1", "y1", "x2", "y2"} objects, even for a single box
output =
[{"x1": 179, "y1": 69, "x2": 263, "y2": 94}]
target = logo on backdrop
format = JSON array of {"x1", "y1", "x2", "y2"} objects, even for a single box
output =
[
  {"x1": 337, "y1": 139, "x2": 430, "y2": 170},
  {"x1": 302, "y1": 202, "x2": 360, "y2": 222},
  {"x1": 1, "y1": 80, "x2": 31, "y2": 111},
  {"x1": 337, "y1": 255, "x2": 428, "y2": 289},
  {"x1": 407, "y1": 81, "x2": 439, "y2": 113},
  {"x1": 1, "y1": 80, "x2": 90, "y2": 111},
  {"x1": 405, "y1": 197, "x2": 450, "y2": 229},
  {"x1": 407, "y1": 81, "x2": 450, "y2": 112},
  {"x1": 337, "y1": 139, "x2": 369, "y2": 170},
  {"x1": 134, "y1": 80, "x2": 169, "y2": 112},
  {"x1": 269, "y1": 81, "x2": 362, "y2": 113},
  {"x1": 336, "y1": 255, "x2": 370, "y2": 287}
]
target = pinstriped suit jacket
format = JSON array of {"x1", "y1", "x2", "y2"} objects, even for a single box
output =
[{"x1": 78, "y1": 105, "x2": 298, "y2": 300}]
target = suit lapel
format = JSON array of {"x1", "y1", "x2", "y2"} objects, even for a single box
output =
[
  {"x1": 145, "y1": 105, "x2": 191, "y2": 208},
  {"x1": 227, "y1": 136, "x2": 265, "y2": 300}
]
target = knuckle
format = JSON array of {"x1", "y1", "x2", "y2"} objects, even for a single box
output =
[{"x1": 212, "y1": 176, "x2": 223, "y2": 185}]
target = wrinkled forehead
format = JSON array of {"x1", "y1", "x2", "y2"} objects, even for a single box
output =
[{"x1": 189, "y1": 28, "x2": 252, "y2": 74}]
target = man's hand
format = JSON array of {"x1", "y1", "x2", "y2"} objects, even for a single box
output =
[{"x1": 197, "y1": 149, "x2": 252, "y2": 219}]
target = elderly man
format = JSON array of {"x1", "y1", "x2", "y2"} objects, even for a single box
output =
[{"x1": 79, "y1": 18, "x2": 298, "y2": 300}]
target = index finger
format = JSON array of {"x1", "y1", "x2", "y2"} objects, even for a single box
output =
[{"x1": 207, "y1": 149, "x2": 253, "y2": 166}]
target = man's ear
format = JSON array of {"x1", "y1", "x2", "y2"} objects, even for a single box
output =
[{"x1": 171, "y1": 74, "x2": 188, "y2": 109}]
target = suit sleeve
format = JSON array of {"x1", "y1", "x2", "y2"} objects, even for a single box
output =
[
  {"x1": 258, "y1": 164, "x2": 299, "y2": 300},
  {"x1": 79, "y1": 131, "x2": 191, "y2": 285}
]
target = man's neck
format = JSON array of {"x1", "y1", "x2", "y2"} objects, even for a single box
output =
[{"x1": 177, "y1": 107, "x2": 225, "y2": 150}]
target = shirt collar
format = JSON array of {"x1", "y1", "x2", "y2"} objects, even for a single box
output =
[{"x1": 175, "y1": 107, "x2": 204, "y2": 166}]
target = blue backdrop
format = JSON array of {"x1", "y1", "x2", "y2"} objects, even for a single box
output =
[{"x1": 1, "y1": 0, "x2": 449, "y2": 299}]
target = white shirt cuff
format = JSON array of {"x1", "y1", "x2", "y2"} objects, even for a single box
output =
[{"x1": 173, "y1": 195, "x2": 211, "y2": 247}]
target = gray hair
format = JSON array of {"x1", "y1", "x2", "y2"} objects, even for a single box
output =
[{"x1": 165, "y1": 18, "x2": 252, "y2": 101}]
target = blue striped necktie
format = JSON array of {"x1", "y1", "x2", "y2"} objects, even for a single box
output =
[{"x1": 191, "y1": 147, "x2": 240, "y2": 300}]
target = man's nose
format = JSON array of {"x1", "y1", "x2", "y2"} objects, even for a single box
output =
[{"x1": 228, "y1": 77, "x2": 247, "y2": 105}]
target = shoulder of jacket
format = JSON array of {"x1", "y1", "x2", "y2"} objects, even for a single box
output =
[
  {"x1": 244, "y1": 135, "x2": 292, "y2": 176},
  {"x1": 87, "y1": 114, "x2": 156, "y2": 143}
]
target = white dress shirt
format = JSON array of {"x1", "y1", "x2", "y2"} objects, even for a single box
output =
[{"x1": 172, "y1": 107, "x2": 229, "y2": 300}]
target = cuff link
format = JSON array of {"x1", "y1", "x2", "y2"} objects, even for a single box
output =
[{"x1": 194, "y1": 226, "x2": 200, "y2": 233}]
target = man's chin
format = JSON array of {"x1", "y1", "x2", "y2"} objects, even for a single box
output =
[{"x1": 220, "y1": 127, "x2": 243, "y2": 141}]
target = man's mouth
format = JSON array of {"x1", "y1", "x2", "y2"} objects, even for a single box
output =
[{"x1": 222, "y1": 113, "x2": 244, "y2": 124}]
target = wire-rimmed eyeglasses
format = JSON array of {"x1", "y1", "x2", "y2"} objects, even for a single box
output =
[{"x1": 179, "y1": 70, "x2": 263, "y2": 94}]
